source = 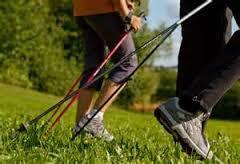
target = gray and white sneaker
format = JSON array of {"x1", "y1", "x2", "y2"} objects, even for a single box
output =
[
  {"x1": 75, "y1": 114, "x2": 114, "y2": 142},
  {"x1": 154, "y1": 97, "x2": 213, "y2": 159}
]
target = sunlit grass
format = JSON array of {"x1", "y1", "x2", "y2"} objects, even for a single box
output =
[{"x1": 0, "y1": 83, "x2": 240, "y2": 163}]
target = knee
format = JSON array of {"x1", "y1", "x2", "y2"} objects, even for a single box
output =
[
  {"x1": 108, "y1": 54, "x2": 138, "y2": 84},
  {"x1": 80, "y1": 69, "x2": 104, "y2": 91}
]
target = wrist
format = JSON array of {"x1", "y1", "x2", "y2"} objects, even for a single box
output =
[{"x1": 124, "y1": 11, "x2": 133, "y2": 24}]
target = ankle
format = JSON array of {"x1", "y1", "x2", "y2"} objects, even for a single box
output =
[
  {"x1": 179, "y1": 96, "x2": 203, "y2": 114},
  {"x1": 89, "y1": 109, "x2": 104, "y2": 120}
]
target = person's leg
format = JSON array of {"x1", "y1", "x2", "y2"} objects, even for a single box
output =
[
  {"x1": 84, "y1": 13, "x2": 137, "y2": 115},
  {"x1": 75, "y1": 17, "x2": 105, "y2": 124},
  {"x1": 156, "y1": 4, "x2": 240, "y2": 160},
  {"x1": 177, "y1": 0, "x2": 231, "y2": 96},
  {"x1": 177, "y1": 0, "x2": 233, "y2": 133},
  {"x1": 155, "y1": 0, "x2": 232, "y2": 159},
  {"x1": 179, "y1": 1, "x2": 240, "y2": 114},
  {"x1": 180, "y1": 30, "x2": 240, "y2": 114},
  {"x1": 75, "y1": 89, "x2": 95, "y2": 124},
  {"x1": 178, "y1": 0, "x2": 240, "y2": 114},
  {"x1": 75, "y1": 13, "x2": 137, "y2": 141},
  {"x1": 94, "y1": 80, "x2": 127, "y2": 112}
]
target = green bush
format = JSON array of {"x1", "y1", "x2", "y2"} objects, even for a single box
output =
[
  {"x1": 0, "y1": 0, "x2": 84, "y2": 95},
  {"x1": 152, "y1": 69, "x2": 177, "y2": 101},
  {"x1": 29, "y1": 49, "x2": 81, "y2": 95},
  {"x1": 0, "y1": 59, "x2": 32, "y2": 88},
  {"x1": 117, "y1": 68, "x2": 159, "y2": 107}
]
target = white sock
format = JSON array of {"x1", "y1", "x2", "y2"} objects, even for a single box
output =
[{"x1": 89, "y1": 109, "x2": 104, "y2": 120}]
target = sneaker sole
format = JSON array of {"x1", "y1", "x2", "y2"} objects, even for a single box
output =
[
  {"x1": 154, "y1": 108, "x2": 179, "y2": 141},
  {"x1": 154, "y1": 106, "x2": 212, "y2": 159},
  {"x1": 76, "y1": 129, "x2": 113, "y2": 142},
  {"x1": 78, "y1": 121, "x2": 114, "y2": 142},
  {"x1": 84, "y1": 128, "x2": 114, "y2": 142},
  {"x1": 155, "y1": 110, "x2": 199, "y2": 157}
]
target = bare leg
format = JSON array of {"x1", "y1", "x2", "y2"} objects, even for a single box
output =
[
  {"x1": 76, "y1": 88, "x2": 95, "y2": 124},
  {"x1": 76, "y1": 80, "x2": 125, "y2": 123},
  {"x1": 74, "y1": 80, "x2": 126, "y2": 141},
  {"x1": 94, "y1": 79, "x2": 126, "y2": 112}
]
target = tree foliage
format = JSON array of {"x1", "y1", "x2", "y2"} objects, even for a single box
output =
[
  {"x1": 0, "y1": 1, "x2": 239, "y2": 119},
  {"x1": 0, "y1": 0, "x2": 83, "y2": 95},
  {"x1": 0, "y1": 0, "x2": 172, "y2": 97}
]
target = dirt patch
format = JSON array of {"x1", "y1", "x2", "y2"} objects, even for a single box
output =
[{"x1": 130, "y1": 102, "x2": 161, "y2": 113}]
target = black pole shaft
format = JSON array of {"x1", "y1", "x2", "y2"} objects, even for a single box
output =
[
  {"x1": 20, "y1": 26, "x2": 171, "y2": 128},
  {"x1": 71, "y1": 25, "x2": 178, "y2": 141},
  {"x1": 17, "y1": 0, "x2": 212, "y2": 132}
]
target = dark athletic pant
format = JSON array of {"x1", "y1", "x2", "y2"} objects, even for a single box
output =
[
  {"x1": 177, "y1": 0, "x2": 240, "y2": 114},
  {"x1": 76, "y1": 12, "x2": 137, "y2": 91}
]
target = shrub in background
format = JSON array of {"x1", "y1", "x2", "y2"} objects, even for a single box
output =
[
  {"x1": 152, "y1": 69, "x2": 177, "y2": 101},
  {"x1": 0, "y1": 0, "x2": 83, "y2": 95},
  {"x1": 117, "y1": 68, "x2": 159, "y2": 107}
]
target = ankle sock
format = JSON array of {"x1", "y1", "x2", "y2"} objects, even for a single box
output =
[{"x1": 89, "y1": 109, "x2": 104, "y2": 120}]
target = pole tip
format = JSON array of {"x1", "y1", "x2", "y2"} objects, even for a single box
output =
[
  {"x1": 17, "y1": 123, "x2": 29, "y2": 132},
  {"x1": 70, "y1": 134, "x2": 76, "y2": 141}
]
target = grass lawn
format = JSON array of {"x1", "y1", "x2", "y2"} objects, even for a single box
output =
[{"x1": 0, "y1": 83, "x2": 240, "y2": 163}]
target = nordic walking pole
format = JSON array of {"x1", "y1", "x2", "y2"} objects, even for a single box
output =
[
  {"x1": 17, "y1": 27, "x2": 132, "y2": 133},
  {"x1": 44, "y1": 24, "x2": 132, "y2": 127},
  {"x1": 71, "y1": 24, "x2": 177, "y2": 141},
  {"x1": 16, "y1": 22, "x2": 183, "y2": 133},
  {"x1": 17, "y1": 24, "x2": 172, "y2": 133},
  {"x1": 16, "y1": 24, "x2": 156, "y2": 133},
  {"x1": 17, "y1": 12, "x2": 146, "y2": 133},
  {"x1": 44, "y1": 12, "x2": 147, "y2": 135},
  {"x1": 17, "y1": 2, "x2": 209, "y2": 133},
  {"x1": 71, "y1": 0, "x2": 213, "y2": 140},
  {"x1": 66, "y1": 0, "x2": 214, "y2": 131},
  {"x1": 44, "y1": 73, "x2": 84, "y2": 126}
]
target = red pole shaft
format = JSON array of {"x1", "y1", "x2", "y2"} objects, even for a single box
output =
[
  {"x1": 87, "y1": 32, "x2": 129, "y2": 82},
  {"x1": 47, "y1": 92, "x2": 81, "y2": 133},
  {"x1": 47, "y1": 74, "x2": 83, "y2": 123},
  {"x1": 45, "y1": 31, "x2": 130, "y2": 134}
]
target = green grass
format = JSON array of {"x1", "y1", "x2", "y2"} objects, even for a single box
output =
[{"x1": 0, "y1": 83, "x2": 240, "y2": 163}]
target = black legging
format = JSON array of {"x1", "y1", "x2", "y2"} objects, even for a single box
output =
[{"x1": 177, "y1": 0, "x2": 240, "y2": 113}]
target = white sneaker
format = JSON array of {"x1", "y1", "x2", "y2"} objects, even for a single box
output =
[{"x1": 75, "y1": 114, "x2": 114, "y2": 142}]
